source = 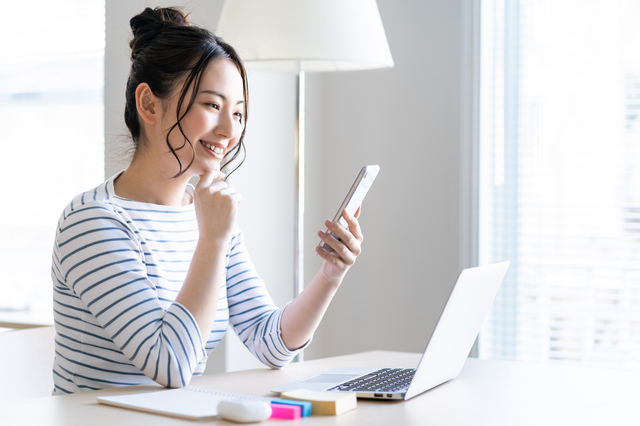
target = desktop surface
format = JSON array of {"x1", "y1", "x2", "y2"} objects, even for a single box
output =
[{"x1": 1, "y1": 350, "x2": 638, "y2": 425}]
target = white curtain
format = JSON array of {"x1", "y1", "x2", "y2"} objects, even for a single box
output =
[{"x1": 478, "y1": 0, "x2": 640, "y2": 369}]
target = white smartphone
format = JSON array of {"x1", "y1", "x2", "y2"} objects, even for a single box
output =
[{"x1": 319, "y1": 165, "x2": 380, "y2": 254}]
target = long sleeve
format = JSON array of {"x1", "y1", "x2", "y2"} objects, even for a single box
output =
[
  {"x1": 225, "y1": 231, "x2": 310, "y2": 369},
  {"x1": 52, "y1": 199, "x2": 206, "y2": 392}
]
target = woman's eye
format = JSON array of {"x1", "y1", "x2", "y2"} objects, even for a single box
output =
[
  {"x1": 207, "y1": 103, "x2": 220, "y2": 110},
  {"x1": 234, "y1": 112, "x2": 244, "y2": 122}
]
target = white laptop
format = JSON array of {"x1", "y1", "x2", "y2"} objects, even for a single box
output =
[{"x1": 271, "y1": 261, "x2": 509, "y2": 401}]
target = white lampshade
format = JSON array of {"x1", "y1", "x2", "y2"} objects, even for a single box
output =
[{"x1": 216, "y1": 0, "x2": 394, "y2": 72}]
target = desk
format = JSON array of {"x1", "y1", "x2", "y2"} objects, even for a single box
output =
[
  {"x1": 0, "y1": 300, "x2": 54, "y2": 329},
  {"x1": 0, "y1": 326, "x2": 55, "y2": 402},
  {"x1": 1, "y1": 350, "x2": 638, "y2": 425}
]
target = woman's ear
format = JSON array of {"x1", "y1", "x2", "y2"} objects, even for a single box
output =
[{"x1": 135, "y1": 83, "x2": 158, "y2": 125}]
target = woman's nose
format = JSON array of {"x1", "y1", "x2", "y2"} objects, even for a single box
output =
[{"x1": 214, "y1": 111, "x2": 236, "y2": 140}]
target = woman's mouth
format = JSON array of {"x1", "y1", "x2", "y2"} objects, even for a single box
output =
[{"x1": 200, "y1": 140, "x2": 224, "y2": 157}]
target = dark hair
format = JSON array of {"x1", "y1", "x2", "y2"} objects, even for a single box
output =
[{"x1": 124, "y1": 7, "x2": 248, "y2": 178}]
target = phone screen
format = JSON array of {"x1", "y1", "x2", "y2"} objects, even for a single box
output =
[{"x1": 319, "y1": 165, "x2": 380, "y2": 254}]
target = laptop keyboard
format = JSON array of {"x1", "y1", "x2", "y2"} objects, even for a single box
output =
[{"x1": 327, "y1": 368, "x2": 415, "y2": 393}]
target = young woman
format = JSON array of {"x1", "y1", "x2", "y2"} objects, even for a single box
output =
[{"x1": 50, "y1": 7, "x2": 364, "y2": 395}]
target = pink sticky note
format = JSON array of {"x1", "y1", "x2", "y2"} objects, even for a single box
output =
[{"x1": 270, "y1": 403, "x2": 302, "y2": 419}]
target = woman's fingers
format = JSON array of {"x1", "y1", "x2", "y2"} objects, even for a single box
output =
[
  {"x1": 321, "y1": 212, "x2": 362, "y2": 252},
  {"x1": 316, "y1": 231, "x2": 356, "y2": 265},
  {"x1": 315, "y1": 243, "x2": 341, "y2": 263},
  {"x1": 208, "y1": 180, "x2": 228, "y2": 194},
  {"x1": 227, "y1": 191, "x2": 242, "y2": 205},
  {"x1": 318, "y1": 217, "x2": 362, "y2": 264},
  {"x1": 342, "y1": 209, "x2": 363, "y2": 242},
  {"x1": 193, "y1": 169, "x2": 240, "y2": 243},
  {"x1": 354, "y1": 205, "x2": 362, "y2": 219},
  {"x1": 325, "y1": 219, "x2": 355, "y2": 248},
  {"x1": 196, "y1": 169, "x2": 226, "y2": 191},
  {"x1": 318, "y1": 229, "x2": 350, "y2": 257},
  {"x1": 317, "y1": 211, "x2": 364, "y2": 282}
]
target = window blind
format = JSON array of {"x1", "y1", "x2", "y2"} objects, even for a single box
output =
[
  {"x1": 478, "y1": 0, "x2": 640, "y2": 369},
  {"x1": 0, "y1": 1, "x2": 105, "y2": 312}
]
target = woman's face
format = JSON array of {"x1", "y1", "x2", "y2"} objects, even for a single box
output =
[{"x1": 161, "y1": 58, "x2": 245, "y2": 177}]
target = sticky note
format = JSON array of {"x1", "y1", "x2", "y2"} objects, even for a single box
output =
[
  {"x1": 270, "y1": 403, "x2": 301, "y2": 419},
  {"x1": 271, "y1": 398, "x2": 312, "y2": 417}
]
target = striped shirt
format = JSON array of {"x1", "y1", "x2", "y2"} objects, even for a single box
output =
[{"x1": 51, "y1": 174, "x2": 303, "y2": 395}]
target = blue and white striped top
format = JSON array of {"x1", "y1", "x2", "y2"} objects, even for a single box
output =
[{"x1": 51, "y1": 174, "x2": 303, "y2": 395}]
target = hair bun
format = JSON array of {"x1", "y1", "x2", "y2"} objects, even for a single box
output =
[{"x1": 129, "y1": 7, "x2": 190, "y2": 60}]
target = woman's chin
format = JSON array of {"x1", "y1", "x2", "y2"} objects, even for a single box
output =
[{"x1": 192, "y1": 159, "x2": 221, "y2": 175}]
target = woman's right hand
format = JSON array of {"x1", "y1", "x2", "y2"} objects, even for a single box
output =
[{"x1": 194, "y1": 169, "x2": 242, "y2": 244}]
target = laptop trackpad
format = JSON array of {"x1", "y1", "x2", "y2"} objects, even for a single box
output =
[
  {"x1": 270, "y1": 368, "x2": 378, "y2": 393},
  {"x1": 301, "y1": 374, "x2": 361, "y2": 384}
]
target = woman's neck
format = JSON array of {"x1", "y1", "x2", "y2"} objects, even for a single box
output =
[{"x1": 114, "y1": 156, "x2": 193, "y2": 207}]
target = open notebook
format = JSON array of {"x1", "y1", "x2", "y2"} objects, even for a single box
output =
[{"x1": 97, "y1": 387, "x2": 271, "y2": 420}]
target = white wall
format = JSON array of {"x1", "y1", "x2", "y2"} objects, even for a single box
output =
[
  {"x1": 105, "y1": 0, "x2": 468, "y2": 367},
  {"x1": 304, "y1": 0, "x2": 467, "y2": 359}
]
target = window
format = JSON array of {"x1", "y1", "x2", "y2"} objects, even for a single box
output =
[
  {"x1": 478, "y1": 0, "x2": 640, "y2": 369},
  {"x1": 0, "y1": 1, "x2": 105, "y2": 318}
]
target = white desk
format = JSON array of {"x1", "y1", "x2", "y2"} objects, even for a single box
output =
[
  {"x1": 0, "y1": 301, "x2": 53, "y2": 329},
  {"x1": 1, "y1": 350, "x2": 638, "y2": 425},
  {"x1": 0, "y1": 326, "x2": 55, "y2": 402}
]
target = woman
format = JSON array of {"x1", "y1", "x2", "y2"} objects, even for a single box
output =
[{"x1": 51, "y1": 7, "x2": 363, "y2": 394}]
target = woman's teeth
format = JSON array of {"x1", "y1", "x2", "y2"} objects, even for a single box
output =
[{"x1": 203, "y1": 142, "x2": 224, "y2": 155}]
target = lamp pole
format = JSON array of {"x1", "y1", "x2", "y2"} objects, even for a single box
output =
[{"x1": 293, "y1": 67, "x2": 305, "y2": 361}]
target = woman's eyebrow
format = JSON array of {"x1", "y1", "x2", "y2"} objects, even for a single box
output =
[{"x1": 199, "y1": 89, "x2": 245, "y2": 105}]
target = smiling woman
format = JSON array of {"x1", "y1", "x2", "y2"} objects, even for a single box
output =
[
  {"x1": 122, "y1": 7, "x2": 248, "y2": 182},
  {"x1": 51, "y1": 6, "x2": 366, "y2": 395}
]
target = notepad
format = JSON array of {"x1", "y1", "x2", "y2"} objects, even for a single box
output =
[
  {"x1": 97, "y1": 386, "x2": 271, "y2": 420},
  {"x1": 280, "y1": 389, "x2": 357, "y2": 415}
]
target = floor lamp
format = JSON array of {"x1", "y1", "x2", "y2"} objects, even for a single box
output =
[{"x1": 217, "y1": 0, "x2": 393, "y2": 360}]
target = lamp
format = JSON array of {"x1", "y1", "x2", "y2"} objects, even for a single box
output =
[{"x1": 217, "y1": 0, "x2": 393, "y2": 359}]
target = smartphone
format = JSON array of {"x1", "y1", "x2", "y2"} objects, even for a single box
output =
[{"x1": 319, "y1": 165, "x2": 380, "y2": 254}]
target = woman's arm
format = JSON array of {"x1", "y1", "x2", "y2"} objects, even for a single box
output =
[
  {"x1": 225, "y1": 231, "x2": 299, "y2": 369},
  {"x1": 279, "y1": 208, "x2": 363, "y2": 350},
  {"x1": 176, "y1": 170, "x2": 241, "y2": 343},
  {"x1": 56, "y1": 204, "x2": 207, "y2": 389},
  {"x1": 56, "y1": 170, "x2": 239, "y2": 389}
]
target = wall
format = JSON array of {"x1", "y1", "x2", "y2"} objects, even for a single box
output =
[
  {"x1": 105, "y1": 0, "x2": 468, "y2": 367},
  {"x1": 304, "y1": 0, "x2": 467, "y2": 359}
]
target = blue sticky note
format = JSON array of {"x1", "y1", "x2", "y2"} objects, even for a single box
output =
[{"x1": 271, "y1": 398, "x2": 312, "y2": 417}]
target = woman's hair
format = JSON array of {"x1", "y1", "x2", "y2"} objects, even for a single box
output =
[{"x1": 124, "y1": 7, "x2": 248, "y2": 178}]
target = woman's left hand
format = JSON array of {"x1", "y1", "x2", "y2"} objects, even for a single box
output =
[{"x1": 316, "y1": 207, "x2": 364, "y2": 284}]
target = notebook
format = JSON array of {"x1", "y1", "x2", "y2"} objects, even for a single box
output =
[
  {"x1": 271, "y1": 262, "x2": 510, "y2": 401},
  {"x1": 96, "y1": 386, "x2": 270, "y2": 420}
]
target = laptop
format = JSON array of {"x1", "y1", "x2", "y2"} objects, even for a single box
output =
[{"x1": 271, "y1": 261, "x2": 509, "y2": 401}]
